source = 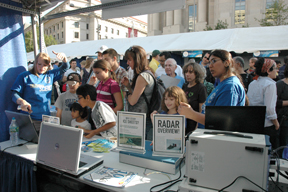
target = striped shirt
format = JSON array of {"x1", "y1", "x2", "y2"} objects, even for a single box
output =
[{"x1": 96, "y1": 78, "x2": 120, "y2": 109}]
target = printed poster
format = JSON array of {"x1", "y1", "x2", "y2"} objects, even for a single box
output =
[
  {"x1": 42, "y1": 115, "x2": 60, "y2": 124},
  {"x1": 153, "y1": 114, "x2": 185, "y2": 157},
  {"x1": 117, "y1": 111, "x2": 146, "y2": 153}
]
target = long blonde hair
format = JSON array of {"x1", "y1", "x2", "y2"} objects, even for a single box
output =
[
  {"x1": 30, "y1": 52, "x2": 51, "y2": 76},
  {"x1": 161, "y1": 86, "x2": 188, "y2": 113}
]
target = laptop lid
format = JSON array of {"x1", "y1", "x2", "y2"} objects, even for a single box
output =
[
  {"x1": 36, "y1": 122, "x2": 103, "y2": 176},
  {"x1": 5, "y1": 110, "x2": 39, "y2": 143},
  {"x1": 205, "y1": 106, "x2": 266, "y2": 134}
]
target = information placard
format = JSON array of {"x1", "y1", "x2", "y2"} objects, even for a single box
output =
[
  {"x1": 117, "y1": 111, "x2": 146, "y2": 153},
  {"x1": 153, "y1": 114, "x2": 185, "y2": 157},
  {"x1": 42, "y1": 115, "x2": 60, "y2": 124}
]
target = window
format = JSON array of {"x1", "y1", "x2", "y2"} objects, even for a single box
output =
[
  {"x1": 99, "y1": 25, "x2": 101, "y2": 30},
  {"x1": 126, "y1": 33, "x2": 128, "y2": 37},
  {"x1": 105, "y1": 36, "x2": 108, "y2": 39},
  {"x1": 62, "y1": 32, "x2": 63, "y2": 38},
  {"x1": 62, "y1": 22, "x2": 63, "y2": 28},
  {"x1": 86, "y1": 34, "x2": 89, "y2": 40},
  {"x1": 75, "y1": 32, "x2": 79, "y2": 38},
  {"x1": 53, "y1": 35, "x2": 55, "y2": 38},
  {"x1": 99, "y1": 35, "x2": 101, "y2": 39},
  {"x1": 57, "y1": 33, "x2": 59, "y2": 39},
  {"x1": 111, "y1": 28, "x2": 114, "y2": 34},
  {"x1": 117, "y1": 30, "x2": 119, "y2": 35},
  {"x1": 75, "y1": 22, "x2": 79, "y2": 28},
  {"x1": 86, "y1": 24, "x2": 89, "y2": 29},
  {"x1": 53, "y1": 26, "x2": 55, "y2": 31},
  {"x1": 266, "y1": 0, "x2": 275, "y2": 23},
  {"x1": 188, "y1": 4, "x2": 198, "y2": 32},
  {"x1": 105, "y1": 26, "x2": 108, "y2": 32},
  {"x1": 234, "y1": 0, "x2": 245, "y2": 25},
  {"x1": 50, "y1": 28, "x2": 51, "y2": 33},
  {"x1": 57, "y1": 24, "x2": 59, "y2": 30}
]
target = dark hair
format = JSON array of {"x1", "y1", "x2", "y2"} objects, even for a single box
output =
[
  {"x1": 159, "y1": 52, "x2": 171, "y2": 60},
  {"x1": 275, "y1": 60, "x2": 281, "y2": 64},
  {"x1": 254, "y1": 57, "x2": 274, "y2": 76},
  {"x1": 92, "y1": 60, "x2": 117, "y2": 82},
  {"x1": 284, "y1": 64, "x2": 288, "y2": 78},
  {"x1": 161, "y1": 86, "x2": 188, "y2": 113},
  {"x1": 70, "y1": 102, "x2": 88, "y2": 119},
  {"x1": 70, "y1": 59, "x2": 77, "y2": 64},
  {"x1": 76, "y1": 84, "x2": 97, "y2": 101},
  {"x1": 229, "y1": 51, "x2": 237, "y2": 58},
  {"x1": 124, "y1": 45, "x2": 149, "y2": 88},
  {"x1": 103, "y1": 48, "x2": 118, "y2": 59},
  {"x1": 210, "y1": 49, "x2": 234, "y2": 80},
  {"x1": 202, "y1": 52, "x2": 210, "y2": 58},
  {"x1": 234, "y1": 56, "x2": 245, "y2": 68},
  {"x1": 284, "y1": 56, "x2": 288, "y2": 65}
]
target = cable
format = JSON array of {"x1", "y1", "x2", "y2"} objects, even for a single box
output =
[
  {"x1": 269, "y1": 176, "x2": 284, "y2": 192},
  {"x1": 58, "y1": 172, "x2": 69, "y2": 192},
  {"x1": 150, "y1": 157, "x2": 184, "y2": 192},
  {"x1": 0, "y1": 141, "x2": 29, "y2": 157},
  {"x1": 218, "y1": 176, "x2": 268, "y2": 192}
]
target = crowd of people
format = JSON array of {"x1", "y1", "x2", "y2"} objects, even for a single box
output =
[{"x1": 11, "y1": 45, "x2": 288, "y2": 155}]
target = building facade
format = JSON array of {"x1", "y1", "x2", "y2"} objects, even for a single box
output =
[
  {"x1": 148, "y1": 0, "x2": 288, "y2": 36},
  {"x1": 25, "y1": 0, "x2": 147, "y2": 44}
]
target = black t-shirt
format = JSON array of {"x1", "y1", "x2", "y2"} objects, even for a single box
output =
[
  {"x1": 182, "y1": 83, "x2": 207, "y2": 134},
  {"x1": 240, "y1": 73, "x2": 253, "y2": 91}
]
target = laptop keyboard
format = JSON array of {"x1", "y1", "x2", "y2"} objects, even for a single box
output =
[{"x1": 79, "y1": 161, "x2": 87, "y2": 168}]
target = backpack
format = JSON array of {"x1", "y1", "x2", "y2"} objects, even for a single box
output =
[{"x1": 142, "y1": 71, "x2": 166, "y2": 114}]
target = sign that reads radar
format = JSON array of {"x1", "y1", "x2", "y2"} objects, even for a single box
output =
[{"x1": 153, "y1": 114, "x2": 185, "y2": 157}]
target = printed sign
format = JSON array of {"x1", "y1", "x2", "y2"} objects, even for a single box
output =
[
  {"x1": 42, "y1": 115, "x2": 60, "y2": 124},
  {"x1": 253, "y1": 50, "x2": 279, "y2": 57},
  {"x1": 117, "y1": 111, "x2": 146, "y2": 153},
  {"x1": 153, "y1": 114, "x2": 185, "y2": 157},
  {"x1": 183, "y1": 50, "x2": 203, "y2": 58}
]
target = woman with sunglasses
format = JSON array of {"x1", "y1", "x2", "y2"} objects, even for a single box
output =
[
  {"x1": 247, "y1": 58, "x2": 279, "y2": 149},
  {"x1": 121, "y1": 46, "x2": 155, "y2": 140},
  {"x1": 178, "y1": 49, "x2": 246, "y2": 126}
]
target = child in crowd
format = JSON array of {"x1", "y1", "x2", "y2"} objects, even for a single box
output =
[
  {"x1": 55, "y1": 73, "x2": 82, "y2": 126},
  {"x1": 92, "y1": 60, "x2": 123, "y2": 114},
  {"x1": 76, "y1": 84, "x2": 117, "y2": 139},
  {"x1": 70, "y1": 102, "x2": 91, "y2": 130},
  {"x1": 151, "y1": 86, "x2": 188, "y2": 128}
]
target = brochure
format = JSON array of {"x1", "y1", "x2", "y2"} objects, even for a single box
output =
[
  {"x1": 83, "y1": 166, "x2": 137, "y2": 188},
  {"x1": 42, "y1": 115, "x2": 60, "y2": 124},
  {"x1": 153, "y1": 114, "x2": 185, "y2": 157},
  {"x1": 117, "y1": 111, "x2": 146, "y2": 153}
]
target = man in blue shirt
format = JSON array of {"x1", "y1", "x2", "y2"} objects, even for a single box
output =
[{"x1": 163, "y1": 58, "x2": 185, "y2": 88}]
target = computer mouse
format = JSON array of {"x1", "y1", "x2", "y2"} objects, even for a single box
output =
[{"x1": 81, "y1": 146, "x2": 90, "y2": 152}]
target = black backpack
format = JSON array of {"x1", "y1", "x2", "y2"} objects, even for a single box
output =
[{"x1": 142, "y1": 71, "x2": 166, "y2": 115}]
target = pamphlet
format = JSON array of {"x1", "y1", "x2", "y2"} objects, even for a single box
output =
[
  {"x1": 159, "y1": 74, "x2": 181, "y2": 88},
  {"x1": 153, "y1": 114, "x2": 185, "y2": 157},
  {"x1": 42, "y1": 115, "x2": 60, "y2": 124},
  {"x1": 117, "y1": 111, "x2": 146, "y2": 153},
  {"x1": 83, "y1": 166, "x2": 137, "y2": 188}
]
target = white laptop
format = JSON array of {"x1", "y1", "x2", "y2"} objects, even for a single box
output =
[
  {"x1": 5, "y1": 110, "x2": 39, "y2": 143},
  {"x1": 36, "y1": 122, "x2": 103, "y2": 177}
]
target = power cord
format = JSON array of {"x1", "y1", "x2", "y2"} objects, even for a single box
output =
[
  {"x1": 0, "y1": 141, "x2": 29, "y2": 157},
  {"x1": 269, "y1": 176, "x2": 284, "y2": 192},
  {"x1": 149, "y1": 157, "x2": 184, "y2": 192},
  {"x1": 218, "y1": 176, "x2": 268, "y2": 192}
]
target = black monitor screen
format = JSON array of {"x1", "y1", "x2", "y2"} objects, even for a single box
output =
[{"x1": 205, "y1": 106, "x2": 266, "y2": 134}]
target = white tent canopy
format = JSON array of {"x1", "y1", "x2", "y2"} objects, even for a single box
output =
[{"x1": 27, "y1": 25, "x2": 288, "y2": 61}]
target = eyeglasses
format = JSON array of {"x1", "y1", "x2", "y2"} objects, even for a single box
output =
[
  {"x1": 128, "y1": 46, "x2": 135, "y2": 53},
  {"x1": 209, "y1": 59, "x2": 222, "y2": 65},
  {"x1": 204, "y1": 56, "x2": 209, "y2": 59}
]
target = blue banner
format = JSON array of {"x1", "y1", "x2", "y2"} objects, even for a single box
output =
[
  {"x1": 253, "y1": 50, "x2": 279, "y2": 57},
  {"x1": 183, "y1": 51, "x2": 203, "y2": 58}
]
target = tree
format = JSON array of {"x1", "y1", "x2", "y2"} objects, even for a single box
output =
[
  {"x1": 24, "y1": 26, "x2": 58, "y2": 52},
  {"x1": 203, "y1": 20, "x2": 229, "y2": 31},
  {"x1": 256, "y1": 0, "x2": 288, "y2": 26}
]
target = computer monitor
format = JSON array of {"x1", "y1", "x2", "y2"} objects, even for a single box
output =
[{"x1": 205, "y1": 106, "x2": 266, "y2": 134}]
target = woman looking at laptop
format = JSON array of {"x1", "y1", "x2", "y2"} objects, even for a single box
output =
[
  {"x1": 11, "y1": 51, "x2": 69, "y2": 129},
  {"x1": 178, "y1": 49, "x2": 246, "y2": 127}
]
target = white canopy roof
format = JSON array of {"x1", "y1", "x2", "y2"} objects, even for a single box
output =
[{"x1": 27, "y1": 25, "x2": 288, "y2": 61}]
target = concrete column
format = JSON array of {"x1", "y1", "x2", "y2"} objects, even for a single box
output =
[
  {"x1": 198, "y1": 0, "x2": 207, "y2": 22},
  {"x1": 166, "y1": 11, "x2": 173, "y2": 26},
  {"x1": 148, "y1": 14, "x2": 153, "y2": 32},
  {"x1": 152, "y1": 13, "x2": 160, "y2": 31},
  {"x1": 174, "y1": 9, "x2": 182, "y2": 25},
  {"x1": 89, "y1": 14, "x2": 96, "y2": 40}
]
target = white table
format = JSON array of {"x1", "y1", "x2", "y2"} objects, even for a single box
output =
[{"x1": 0, "y1": 138, "x2": 184, "y2": 192}]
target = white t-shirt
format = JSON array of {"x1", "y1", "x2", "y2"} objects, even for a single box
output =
[
  {"x1": 91, "y1": 101, "x2": 117, "y2": 137},
  {"x1": 71, "y1": 119, "x2": 91, "y2": 130}
]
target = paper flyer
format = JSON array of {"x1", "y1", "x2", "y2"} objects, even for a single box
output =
[
  {"x1": 42, "y1": 115, "x2": 60, "y2": 124},
  {"x1": 117, "y1": 111, "x2": 146, "y2": 152},
  {"x1": 159, "y1": 74, "x2": 181, "y2": 88},
  {"x1": 84, "y1": 166, "x2": 137, "y2": 188},
  {"x1": 153, "y1": 114, "x2": 185, "y2": 156}
]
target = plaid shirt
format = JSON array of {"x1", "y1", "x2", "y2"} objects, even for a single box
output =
[{"x1": 115, "y1": 66, "x2": 128, "y2": 92}]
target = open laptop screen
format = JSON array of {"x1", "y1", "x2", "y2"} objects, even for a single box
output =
[{"x1": 205, "y1": 106, "x2": 266, "y2": 134}]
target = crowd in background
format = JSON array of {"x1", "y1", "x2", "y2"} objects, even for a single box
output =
[{"x1": 14, "y1": 45, "x2": 288, "y2": 156}]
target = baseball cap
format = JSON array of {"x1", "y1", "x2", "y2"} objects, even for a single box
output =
[
  {"x1": 152, "y1": 50, "x2": 161, "y2": 57},
  {"x1": 96, "y1": 45, "x2": 108, "y2": 54},
  {"x1": 67, "y1": 73, "x2": 81, "y2": 86}
]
